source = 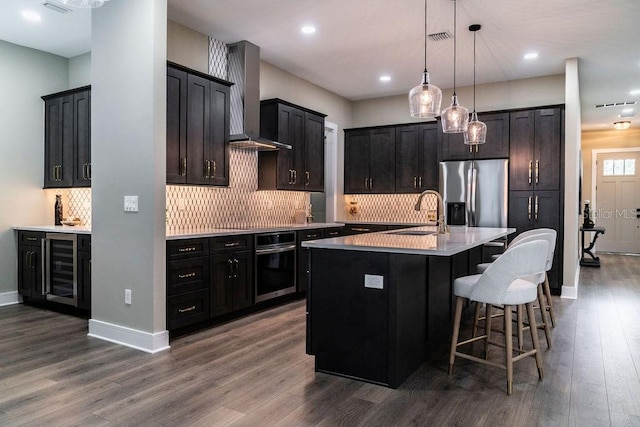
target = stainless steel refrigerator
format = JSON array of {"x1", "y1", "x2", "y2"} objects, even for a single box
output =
[{"x1": 439, "y1": 159, "x2": 509, "y2": 227}]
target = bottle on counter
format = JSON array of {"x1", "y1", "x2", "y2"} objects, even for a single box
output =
[{"x1": 55, "y1": 194, "x2": 63, "y2": 225}]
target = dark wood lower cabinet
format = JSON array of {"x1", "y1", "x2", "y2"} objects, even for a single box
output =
[
  {"x1": 17, "y1": 232, "x2": 45, "y2": 300},
  {"x1": 210, "y1": 250, "x2": 253, "y2": 317}
]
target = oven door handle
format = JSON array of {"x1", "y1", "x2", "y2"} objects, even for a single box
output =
[{"x1": 255, "y1": 244, "x2": 296, "y2": 255}]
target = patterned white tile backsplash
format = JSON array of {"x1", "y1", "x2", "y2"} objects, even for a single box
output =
[{"x1": 51, "y1": 148, "x2": 438, "y2": 230}]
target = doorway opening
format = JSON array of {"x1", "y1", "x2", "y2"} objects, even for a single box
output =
[{"x1": 309, "y1": 121, "x2": 338, "y2": 223}]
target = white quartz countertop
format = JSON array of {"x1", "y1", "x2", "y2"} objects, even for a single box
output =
[
  {"x1": 301, "y1": 226, "x2": 515, "y2": 256},
  {"x1": 13, "y1": 225, "x2": 92, "y2": 234},
  {"x1": 14, "y1": 223, "x2": 344, "y2": 239}
]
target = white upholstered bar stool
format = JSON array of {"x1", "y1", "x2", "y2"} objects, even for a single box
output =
[
  {"x1": 478, "y1": 228, "x2": 558, "y2": 327},
  {"x1": 474, "y1": 230, "x2": 557, "y2": 349},
  {"x1": 448, "y1": 240, "x2": 548, "y2": 395}
]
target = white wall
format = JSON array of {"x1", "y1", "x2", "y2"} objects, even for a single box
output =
[
  {"x1": 0, "y1": 41, "x2": 68, "y2": 297},
  {"x1": 562, "y1": 58, "x2": 582, "y2": 298},
  {"x1": 89, "y1": 0, "x2": 168, "y2": 351},
  {"x1": 167, "y1": 20, "x2": 208, "y2": 73},
  {"x1": 69, "y1": 52, "x2": 91, "y2": 88},
  {"x1": 352, "y1": 74, "x2": 566, "y2": 127}
]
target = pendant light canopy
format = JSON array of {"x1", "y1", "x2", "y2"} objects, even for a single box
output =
[
  {"x1": 409, "y1": 0, "x2": 442, "y2": 118},
  {"x1": 464, "y1": 24, "x2": 487, "y2": 145},
  {"x1": 441, "y1": 0, "x2": 469, "y2": 134}
]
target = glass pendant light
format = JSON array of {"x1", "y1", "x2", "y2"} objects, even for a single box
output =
[
  {"x1": 409, "y1": 0, "x2": 442, "y2": 118},
  {"x1": 441, "y1": 0, "x2": 469, "y2": 133},
  {"x1": 464, "y1": 24, "x2": 487, "y2": 145}
]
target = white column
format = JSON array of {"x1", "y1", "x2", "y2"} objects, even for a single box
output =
[{"x1": 89, "y1": 0, "x2": 168, "y2": 352}]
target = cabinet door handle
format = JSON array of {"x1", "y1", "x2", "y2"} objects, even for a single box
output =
[
  {"x1": 212, "y1": 160, "x2": 217, "y2": 177},
  {"x1": 527, "y1": 196, "x2": 532, "y2": 221},
  {"x1": 234, "y1": 259, "x2": 239, "y2": 278},
  {"x1": 25, "y1": 251, "x2": 31, "y2": 269},
  {"x1": 177, "y1": 272, "x2": 196, "y2": 279},
  {"x1": 475, "y1": 144, "x2": 479, "y2": 153},
  {"x1": 178, "y1": 246, "x2": 196, "y2": 253},
  {"x1": 88, "y1": 163, "x2": 91, "y2": 179},
  {"x1": 535, "y1": 195, "x2": 539, "y2": 221},
  {"x1": 224, "y1": 242, "x2": 240, "y2": 247},
  {"x1": 535, "y1": 160, "x2": 540, "y2": 185},
  {"x1": 419, "y1": 176, "x2": 422, "y2": 188},
  {"x1": 59, "y1": 165, "x2": 62, "y2": 181},
  {"x1": 305, "y1": 171, "x2": 310, "y2": 186},
  {"x1": 82, "y1": 163, "x2": 86, "y2": 180},
  {"x1": 327, "y1": 231, "x2": 340, "y2": 236},
  {"x1": 528, "y1": 161, "x2": 533, "y2": 185},
  {"x1": 469, "y1": 145, "x2": 473, "y2": 153},
  {"x1": 351, "y1": 227, "x2": 370, "y2": 232},
  {"x1": 414, "y1": 176, "x2": 417, "y2": 188},
  {"x1": 293, "y1": 169, "x2": 297, "y2": 184},
  {"x1": 364, "y1": 178, "x2": 368, "y2": 190},
  {"x1": 178, "y1": 305, "x2": 196, "y2": 313},
  {"x1": 181, "y1": 157, "x2": 186, "y2": 176},
  {"x1": 369, "y1": 178, "x2": 373, "y2": 189},
  {"x1": 228, "y1": 259, "x2": 234, "y2": 279},
  {"x1": 206, "y1": 160, "x2": 212, "y2": 178},
  {"x1": 288, "y1": 169, "x2": 293, "y2": 185}
]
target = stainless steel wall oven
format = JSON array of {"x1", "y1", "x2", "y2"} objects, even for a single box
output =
[{"x1": 255, "y1": 231, "x2": 296, "y2": 303}]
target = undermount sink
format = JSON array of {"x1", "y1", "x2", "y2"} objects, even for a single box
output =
[{"x1": 389, "y1": 230, "x2": 438, "y2": 236}]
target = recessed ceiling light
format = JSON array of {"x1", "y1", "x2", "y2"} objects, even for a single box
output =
[
  {"x1": 22, "y1": 10, "x2": 42, "y2": 22},
  {"x1": 523, "y1": 52, "x2": 538, "y2": 60},
  {"x1": 622, "y1": 108, "x2": 634, "y2": 113},
  {"x1": 614, "y1": 121, "x2": 631, "y2": 130},
  {"x1": 301, "y1": 25, "x2": 316, "y2": 35},
  {"x1": 630, "y1": 89, "x2": 640, "y2": 96},
  {"x1": 379, "y1": 75, "x2": 391, "y2": 82}
]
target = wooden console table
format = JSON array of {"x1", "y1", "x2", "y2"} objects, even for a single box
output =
[{"x1": 580, "y1": 226, "x2": 605, "y2": 267}]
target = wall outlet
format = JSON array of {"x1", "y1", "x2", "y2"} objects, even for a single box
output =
[
  {"x1": 267, "y1": 200, "x2": 274, "y2": 210},
  {"x1": 364, "y1": 274, "x2": 384, "y2": 289},
  {"x1": 427, "y1": 209, "x2": 437, "y2": 222},
  {"x1": 125, "y1": 289, "x2": 132, "y2": 305},
  {"x1": 177, "y1": 198, "x2": 186, "y2": 211}
]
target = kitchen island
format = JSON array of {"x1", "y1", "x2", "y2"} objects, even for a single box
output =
[{"x1": 302, "y1": 226, "x2": 514, "y2": 388}]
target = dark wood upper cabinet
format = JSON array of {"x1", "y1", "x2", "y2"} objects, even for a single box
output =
[
  {"x1": 166, "y1": 62, "x2": 232, "y2": 186},
  {"x1": 441, "y1": 112, "x2": 509, "y2": 161},
  {"x1": 344, "y1": 127, "x2": 396, "y2": 194},
  {"x1": 395, "y1": 122, "x2": 440, "y2": 193},
  {"x1": 42, "y1": 86, "x2": 90, "y2": 188},
  {"x1": 258, "y1": 99, "x2": 326, "y2": 192},
  {"x1": 509, "y1": 108, "x2": 562, "y2": 191}
]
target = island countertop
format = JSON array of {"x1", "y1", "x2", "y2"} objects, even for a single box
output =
[{"x1": 302, "y1": 225, "x2": 514, "y2": 256}]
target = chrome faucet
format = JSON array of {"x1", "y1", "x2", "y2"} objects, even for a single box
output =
[{"x1": 415, "y1": 190, "x2": 449, "y2": 234}]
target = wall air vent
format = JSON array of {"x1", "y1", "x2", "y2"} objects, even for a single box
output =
[
  {"x1": 594, "y1": 101, "x2": 637, "y2": 108},
  {"x1": 42, "y1": 1, "x2": 73, "y2": 13},
  {"x1": 428, "y1": 31, "x2": 452, "y2": 42}
]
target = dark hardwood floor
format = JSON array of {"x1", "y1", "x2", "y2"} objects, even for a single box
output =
[{"x1": 1, "y1": 254, "x2": 639, "y2": 426}]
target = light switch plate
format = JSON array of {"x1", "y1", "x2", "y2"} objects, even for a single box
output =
[
  {"x1": 364, "y1": 274, "x2": 384, "y2": 289},
  {"x1": 124, "y1": 195, "x2": 139, "y2": 212}
]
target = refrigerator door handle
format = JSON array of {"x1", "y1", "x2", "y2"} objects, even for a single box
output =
[{"x1": 470, "y1": 166, "x2": 478, "y2": 226}]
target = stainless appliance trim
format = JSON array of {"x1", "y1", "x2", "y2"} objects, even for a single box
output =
[
  {"x1": 44, "y1": 233, "x2": 78, "y2": 307},
  {"x1": 254, "y1": 231, "x2": 296, "y2": 303}
]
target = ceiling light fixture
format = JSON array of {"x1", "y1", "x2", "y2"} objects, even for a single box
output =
[
  {"x1": 441, "y1": 0, "x2": 468, "y2": 133},
  {"x1": 614, "y1": 121, "x2": 631, "y2": 130},
  {"x1": 60, "y1": 0, "x2": 109, "y2": 8},
  {"x1": 409, "y1": 0, "x2": 442, "y2": 118},
  {"x1": 380, "y1": 75, "x2": 391, "y2": 82},
  {"x1": 464, "y1": 24, "x2": 487, "y2": 146},
  {"x1": 22, "y1": 10, "x2": 42, "y2": 22},
  {"x1": 301, "y1": 25, "x2": 316, "y2": 34},
  {"x1": 524, "y1": 52, "x2": 538, "y2": 60},
  {"x1": 630, "y1": 89, "x2": 640, "y2": 96}
]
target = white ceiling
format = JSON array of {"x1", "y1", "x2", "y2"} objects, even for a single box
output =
[{"x1": 2, "y1": 0, "x2": 639, "y2": 131}]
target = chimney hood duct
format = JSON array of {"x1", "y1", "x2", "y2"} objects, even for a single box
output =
[{"x1": 228, "y1": 41, "x2": 291, "y2": 151}]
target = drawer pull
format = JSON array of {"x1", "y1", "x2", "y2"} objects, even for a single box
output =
[
  {"x1": 351, "y1": 227, "x2": 370, "y2": 232},
  {"x1": 178, "y1": 305, "x2": 196, "y2": 313},
  {"x1": 178, "y1": 272, "x2": 196, "y2": 279},
  {"x1": 224, "y1": 242, "x2": 240, "y2": 247},
  {"x1": 306, "y1": 233, "x2": 320, "y2": 239},
  {"x1": 327, "y1": 231, "x2": 339, "y2": 236},
  {"x1": 178, "y1": 247, "x2": 196, "y2": 253},
  {"x1": 26, "y1": 237, "x2": 38, "y2": 242}
]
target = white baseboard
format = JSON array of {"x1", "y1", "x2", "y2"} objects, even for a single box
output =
[
  {"x1": 88, "y1": 319, "x2": 170, "y2": 354},
  {"x1": 561, "y1": 266, "x2": 580, "y2": 300},
  {"x1": 0, "y1": 291, "x2": 21, "y2": 307}
]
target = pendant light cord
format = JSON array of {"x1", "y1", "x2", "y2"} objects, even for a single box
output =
[
  {"x1": 423, "y1": 0, "x2": 427, "y2": 72},
  {"x1": 452, "y1": 0, "x2": 457, "y2": 96},
  {"x1": 473, "y1": 29, "x2": 476, "y2": 112}
]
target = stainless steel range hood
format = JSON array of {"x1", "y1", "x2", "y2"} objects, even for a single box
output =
[{"x1": 227, "y1": 41, "x2": 291, "y2": 151}]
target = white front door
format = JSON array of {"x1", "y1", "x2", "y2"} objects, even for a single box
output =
[{"x1": 595, "y1": 150, "x2": 640, "y2": 253}]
